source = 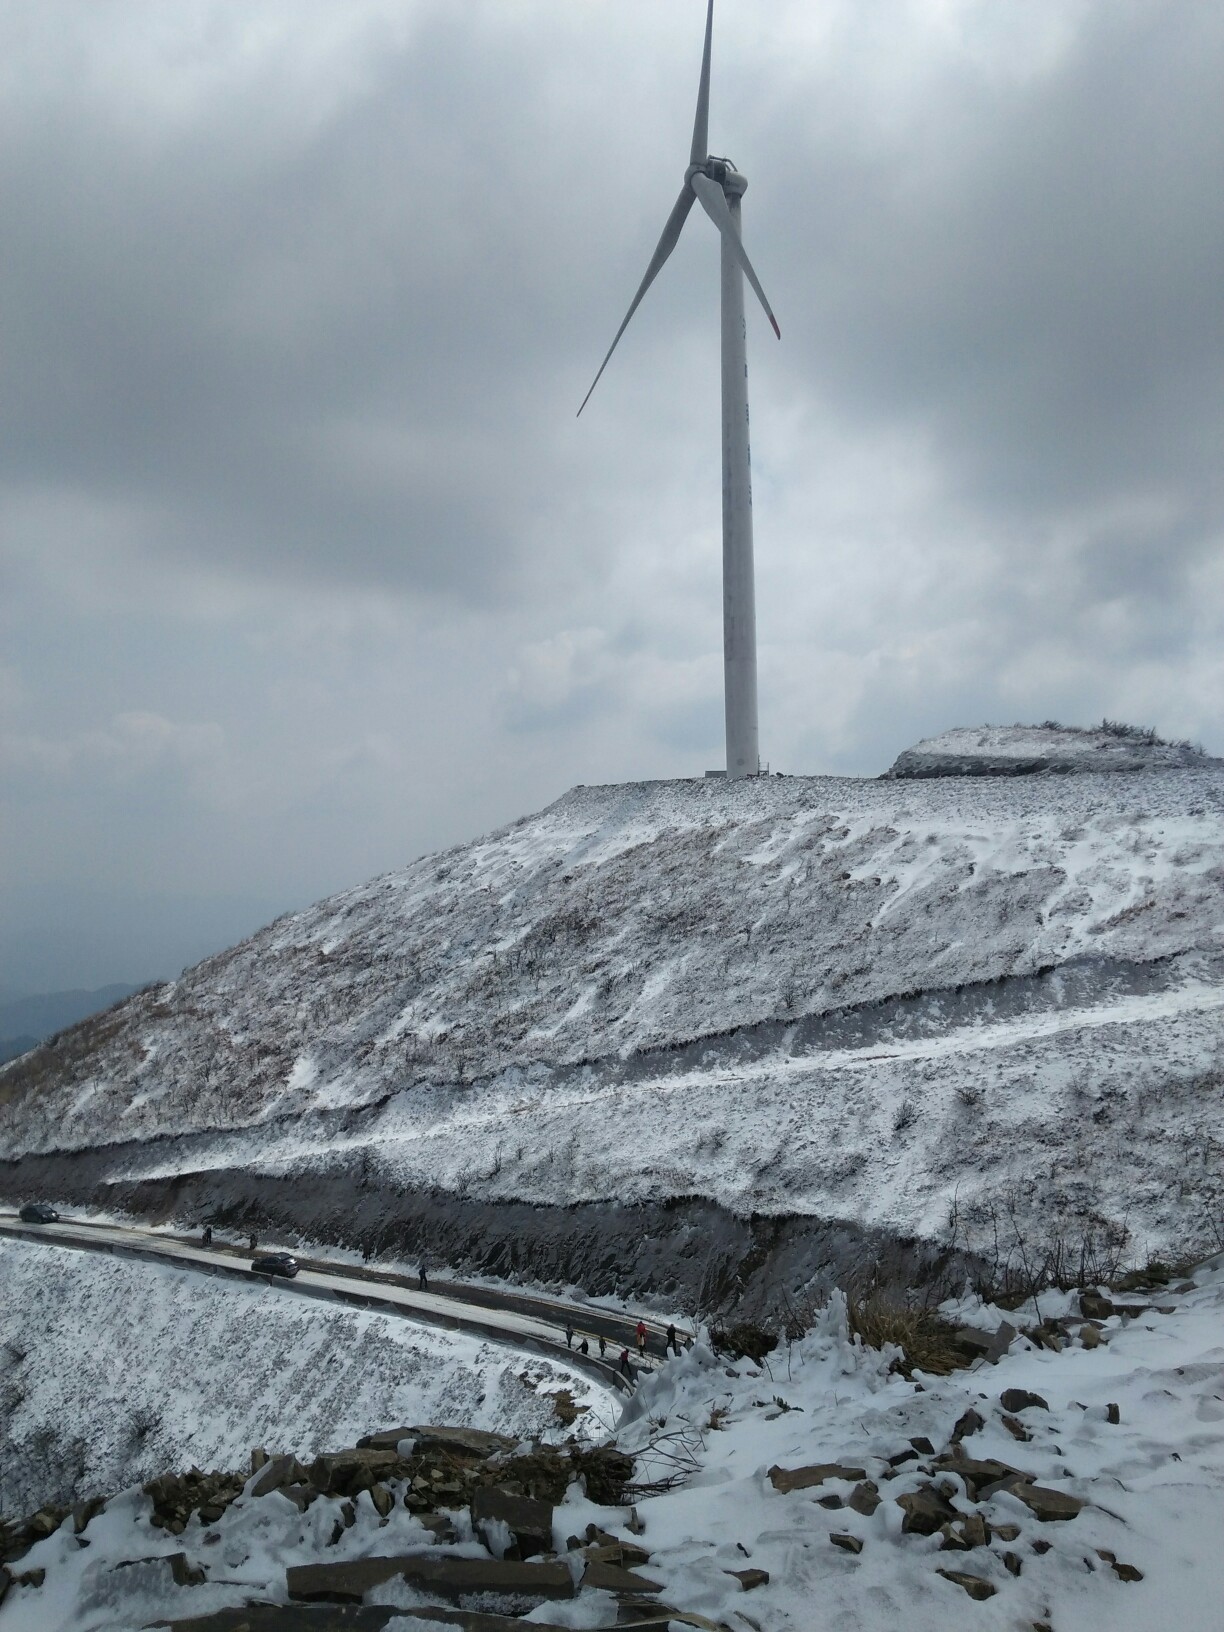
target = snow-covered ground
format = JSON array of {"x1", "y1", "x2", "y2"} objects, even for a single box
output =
[
  {"x1": 611, "y1": 1258, "x2": 1224, "y2": 1632},
  {"x1": 2, "y1": 761, "x2": 1223, "y2": 1267},
  {"x1": 0, "y1": 1234, "x2": 612, "y2": 1517},
  {"x1": 5, "y1": 1251, "x2": 1222, "y2": 1632}
]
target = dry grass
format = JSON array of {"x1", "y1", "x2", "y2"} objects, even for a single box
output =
[{"x1": 847, "y1": 1298, "x2": 972, "y2": 1377}]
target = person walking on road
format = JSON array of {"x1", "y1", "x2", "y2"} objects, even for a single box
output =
[
  {"x1": 619, "y1": 1347, "x2": 632, "y2": 1380},
  {"x1": 579, "y1": 1337, "x2": 589, "y2": 1355},
  {"x1": 635, "y1": 1320, "x2": 647, "y2": 1358},
  {"x1": 418, "y1": 1262, "x2": 428, "y2": 1291},
  {"x1": 666, "y1": 1322, "x2": 676, "y2": 1356},
  {"x1": 202, "y1": 1225, "x2": 213, "y2": 1247},
  {"x1": 565, "y1": 1321, "x2": 574, "y2": 1349},
  {"x1": 248, "y1": 1233, "x2": 258, "y2": 1252},
  {"x1": 598, "y1": 1334, "x2": 607, "y2": 1358}
]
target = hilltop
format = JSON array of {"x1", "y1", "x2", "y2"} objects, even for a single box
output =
[{"x1": 2, "y1": 729, "x2": 1222, "y2": 1310}]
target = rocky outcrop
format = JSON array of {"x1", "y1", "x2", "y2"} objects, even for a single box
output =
[{"x1": 883, "y1": 723, "x2": 1217, "y2": 779}]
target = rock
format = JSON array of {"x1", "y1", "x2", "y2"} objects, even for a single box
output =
[
  {"x1": 1096, "y1": 1550, "x2": 1143, "y2": 1583},
  {"x1": 817, "y1": 1494, "x2": 843, "y2": 1510},
  {"x1": 938, "y1": 1522, "x2": 970, "y2": 1552},
  {"x1": 471, "y1": 1488, "x2": 554, "y2": 1560},
  {"x1": 896, "y1": 1485, "x2": 958, "y2": 1535},
  {"x1": 583, "y1": 1525, "x2": 651, "y2": 1567},
  {"x1": 1003, "y1": 1551, "x2": 1023, "y2": 1576},
  {"x1": 936, "y1": 1568, "x2": 997, "y2": 1600},
  {"x1": 1013, "y1": 1484, "x2": 1085, "y2": 1522},
  {"x1": 992, "y1": 1523, "x2": 1021, "y2": 1542},
  {"x1": 112, "y1": 1553, "x2": 203, "y2": 1589},
  {"x1": 309, "y1": 1448, "x2": 406, "y2": 1497},
  {"x1": 166, "y1": 1553, "x2": 207, "y2": 1587},
  {"x1": 960, "y1": 1513, "x2": 990, "y2": 1548},
  {"x1": 27, "y1": 1510, "x2": 61, "y2": 1540},
  {"x1": 937, "y1": 1453, "x2": 1031, "y2": 1498},
  {"x1": 417, "y1": 1513, "x2": 458, "y2": 1545},
  {"x1": 368, "y1": 1425, "x2": 515, "y2": 1458},
  {"x1": 1000, "y1": 1389, "x2": 1048, "y2": 1414},
  {"x1": 909, "y1": 1435, "x2": 935, "y2": 1454},
  {"x1": 250, "y1": 1448, "x2": 270, "y2": 1472},
  {"x1": 1079, "y1": 1324, "x2": 1102, "y2": 1350},
  {"x1": 830, "y1": 1533, "x2": 863, "y2": 1555},
  {"x1": 724, "y1": 1567, "x2": 770, "y2": 1589},
  {"x1": 72, "y1": 1497, "x2": 106, "y2": 1535},
  {"x1": 151, "y1": 1608, "x2": 576, "y2": 1630},
  {"x1": 1106, "y1": 1403, "x2": 1121, "y2": 1424},
  {"x1": 953, "y1": 1322, "x2": 1016, "y2": 1363},
  {"x1": 1080, "y1": 1292, "x2": 1114, "y2": 1320},
  {"x1": 768, "y1": 1462, "x2": 866, "y2": 1494},
  {"x1": 848, "y1": 1481, "x2": 880, "y2": 1516},
  {"x1": 369, "y1": 1484, "x2": 395, "y2": 1519},
  {"x1": 287, "y1": 1556, "x2": 432, "y2": 1604},
  {"x1": 950, "y1": 1409, "x2": 984, "y2": 1444},
  {"x1": 13, "y1": 1567, "x2": 45, "y2": 1589},
  {"x1": 1001, "y1": 1414, "x2": 1031, "y2": 1442},
  {"x1": 0, "y1": 1566, "x2": 9, "y2": 1608},
  {"x1": 398, "y1": 1556, "x2": 577, "y2": 1603},
  {"x1": 581, "y1": 1560, "x2": 664, "y2": 1595},
  {"x1": 250, "y1": 1454, "x2": 309, "y2": 1499}
]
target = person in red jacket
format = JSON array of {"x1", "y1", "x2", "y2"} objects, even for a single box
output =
[{"x1": 635, "y1": 1320, "x2": 647, "y2": 1357}]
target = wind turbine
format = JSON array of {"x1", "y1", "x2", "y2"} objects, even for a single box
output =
[{"x1": 578, "y1": 0, "x2": 779, "y2": 780}]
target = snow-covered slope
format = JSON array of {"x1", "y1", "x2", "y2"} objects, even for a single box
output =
[
  {"x1": 0, "y1": 1233, "x2": 609, "y2": 1517},
  {"x1": 2, "y1": 763, "x2": 1223, "y2": 1272}
]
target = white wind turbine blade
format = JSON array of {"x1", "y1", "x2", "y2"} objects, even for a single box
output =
[
  {"x1": 690, "y1": 171, "x2": 781, "y2": 339},
  {"x1": 577, "y1": 186, "x2": 697, "y2": 416},
  {"x1": 690, "y1": 0, "x2": 715, "y2": 166}
]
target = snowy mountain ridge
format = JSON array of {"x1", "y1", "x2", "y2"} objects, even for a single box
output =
[{"x1": 2, "y1": 747, "x2": 1223, "y2": 1277}]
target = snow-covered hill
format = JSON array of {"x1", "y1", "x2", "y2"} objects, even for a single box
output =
[{"x1": 2, "y1": 747, "x2": 1223, "y2": 1290}]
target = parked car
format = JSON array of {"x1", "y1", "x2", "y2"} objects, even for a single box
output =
[
  {"x1": 19, "y1": 1202, "x2": 59, "y2": 1224},
  {"x1": 250, "y1": 1252, "x2": 299, "y2": 1279}
]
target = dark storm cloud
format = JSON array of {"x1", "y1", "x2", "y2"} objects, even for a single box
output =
[{"x1": 0, "y1": 3, "x2": 663, "y2": 603}]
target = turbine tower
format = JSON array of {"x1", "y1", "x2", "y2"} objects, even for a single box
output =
[{"x1": 578, "y1": 0, "x2": 779, "y2": 779}]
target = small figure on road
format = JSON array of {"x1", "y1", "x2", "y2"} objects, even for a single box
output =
[
  {"x1": 579, "y1": 1337, "x2": 589, "y2": 1356},
  {"x1": 248, "y1": 1233, "x2": 258, "y2": 1252},
  {"x1": 636, "y1": 1320, "x2": 647, "y2": 1357},
  {"x1": 418, "y1": 1262, "x2": 428, "y2": 1291},
  {"x1": 598, "y1": 1334, "x2": 607, "y2": 1358},
  {"x1": 619, "y1": 1348, "x2": 632, "y2": 1379},
  {"x1": 202, "y1": 1225, "x2": 213, "y2": 1246},
  {"x1": 565, "y1": 1321, "x2": 575, "y2": 1349},
  {"x1": 666, "y1": 1322, "x2": 676, "y2": 1355}
]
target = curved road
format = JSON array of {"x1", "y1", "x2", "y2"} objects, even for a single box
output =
[{"x1": 0, "y1": 1213, "x2": 689, "y2": 1395}]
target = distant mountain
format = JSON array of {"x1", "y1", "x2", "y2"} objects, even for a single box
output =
[
  {"x1": 1, "y1": 737, "x2": 1222, "y2": 1309},
  {"x1": 0, "y1": 985, "x2": 143, "y2": 1063}
]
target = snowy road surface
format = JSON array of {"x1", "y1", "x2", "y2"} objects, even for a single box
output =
[{"x1": 0, "y1": 1213, "x2": 680, "y2": 1387}]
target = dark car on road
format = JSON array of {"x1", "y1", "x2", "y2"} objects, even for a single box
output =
[
  {"x1": 19, "y1": 1202, "x2": 59, "y2": 1224},
  {"x1": 250, "y1": 1252, "x2": 299, "y2": 1279}
]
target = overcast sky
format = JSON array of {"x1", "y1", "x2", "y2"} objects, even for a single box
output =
[{"x1": 2, "y1": 0, "x2": 1222, "y2": 993}]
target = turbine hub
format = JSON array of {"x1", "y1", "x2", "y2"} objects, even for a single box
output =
[{"x1": 686, "y1": 156, "x2": 747, "y2": 198}]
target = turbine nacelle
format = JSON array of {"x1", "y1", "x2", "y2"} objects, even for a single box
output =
[{"x1": 686, "y1": 157, "x2": 747, "y2": 199}]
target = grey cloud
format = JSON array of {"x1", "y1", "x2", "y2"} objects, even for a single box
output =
[{"x1": 1, "y1": 0, "x2": 1222, "y2": 989}]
